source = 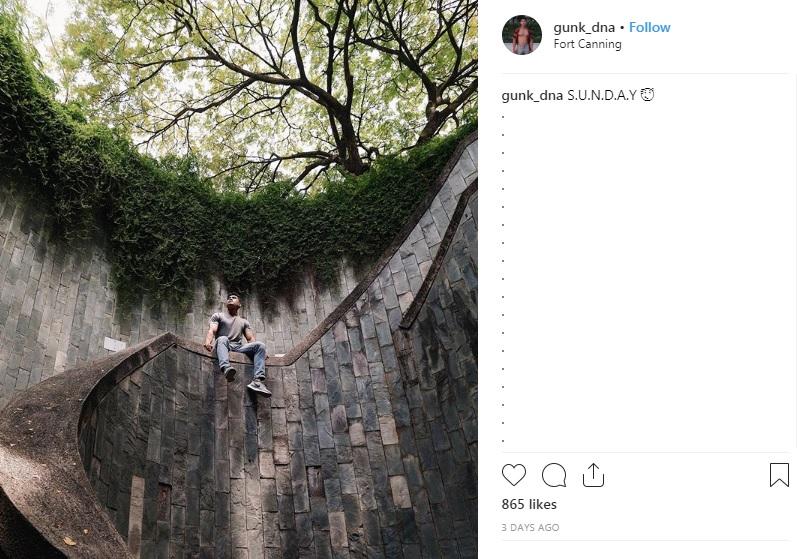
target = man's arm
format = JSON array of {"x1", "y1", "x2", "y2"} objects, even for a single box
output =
[
  {"x1": 204, "y1": 323, "x2": 218, "y2": 352},
  {"x1": 244, "y1": 327, "x2": 266, "y2": 355}
]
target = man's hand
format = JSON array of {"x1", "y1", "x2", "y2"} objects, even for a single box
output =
[{"x1": 204, "y1": 341, "x2": 213, "y2": 352}]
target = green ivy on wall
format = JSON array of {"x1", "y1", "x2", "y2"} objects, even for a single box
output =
[{"x1": 0, "y1": 15, "x2": 475, "y2": 304}]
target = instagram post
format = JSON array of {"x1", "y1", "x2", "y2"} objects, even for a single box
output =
[{"x1": 2, "y1": 1, "x2": 797, "y2": 558}]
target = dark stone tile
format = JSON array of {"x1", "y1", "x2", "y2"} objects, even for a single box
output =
[
  {"x1": 262, "y1": 511, "x2": 280, "y2": 548},
  {"x1": 324, "y1": 478, "x2": 343, "y2": 512},
  {"x1": 310, "y1": 495, "x2": 330, "y2": 530},
  {"x1": 396, "y1": 508, "x2": 419, "y2": 544},
  {"x1": 381, "y1": 526, "x2": 403, "y2": 559},
  {"x1": 291, "y1": 450, "x2": 310, "y2": 513},
  {"x1": 334, "y1": 433, "x2": 353, "y2": 464},
  {"x1": 278, "y1": 493, "x2": 297, "y2": 530},
  {"x1": 307, "y1": 466, "x2": 325, "y2": 498},
  {"x1": 384, "y1": 445, "x2": 404, "y2": 477},
  {"x1": 338, "y1": 463, "x2": 357, "y2": 496},
  {"x1": 280, "y1": 529, "x2": 300, "y2": 559},
  {"x1": 261, "y1": 478, "x2": 278, "y2": 512},
  {"x1": 295, "y1": 512, "x2": 314, "y2": 548},
  {"x1": 362, "y1": 403, "x2": 379, "y2": 432}
]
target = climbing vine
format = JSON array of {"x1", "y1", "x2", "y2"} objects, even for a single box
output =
[{"x1": 0, "y1": 16, "x2": 475, "y2": 304}]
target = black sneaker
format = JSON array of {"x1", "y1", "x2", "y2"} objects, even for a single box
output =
[
  {"x1": 247, "y1": 378, "x2": 272, "y2": 396},
  {"x1": 223, "y1": 366, "x2": 237, "y2": 382}
]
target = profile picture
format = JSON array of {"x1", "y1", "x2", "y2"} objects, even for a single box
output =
[{"x1": 503, "y1": 15, "x2": 541, "y2": 55}]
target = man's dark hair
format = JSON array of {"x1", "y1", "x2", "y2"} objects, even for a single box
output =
[{"x1": 227, "y1": 293, "x2": 240, "y2": 300}]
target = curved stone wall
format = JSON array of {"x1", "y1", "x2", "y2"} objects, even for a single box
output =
[
  {"x1": 76, "y1": 193, "x2": 477, "y2": 558},
  {"x1": 0, "y1": 134, "x2": 477, "y2": 557},
  {"x1": 0, "y1": 136, "x2": 477, "y2": 410},
  {"x1": 79, "y1": 345, "x2": 258, "y2": 557},
  {"x1": 0, "y1": 178, "x2": 362, "y2": 409}
]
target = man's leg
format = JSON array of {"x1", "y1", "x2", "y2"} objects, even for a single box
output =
[
  {"x1": 236, "y1": 341, "x2": 267, "y2": 379},
  {"x1": 236, "y1": 341, "x2": 271, "y2": 396},
  {"x1": 215, "y1": 336, "x2": 237, "y2": 381}
]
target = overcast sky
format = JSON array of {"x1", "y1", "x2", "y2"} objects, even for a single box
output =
[{"x1": 25, "y1": 0, "x2": 71, "y2": 44}]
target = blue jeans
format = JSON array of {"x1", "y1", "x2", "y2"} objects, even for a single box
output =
[{"x1": 216, "y1": 336, "x2": 266, "y2": 379}]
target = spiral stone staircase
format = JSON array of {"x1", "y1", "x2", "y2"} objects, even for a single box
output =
[{"x1": 0, "y1": 133, "x2": 477, "y2": 558}]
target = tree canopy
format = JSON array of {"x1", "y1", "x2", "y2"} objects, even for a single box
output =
[
  {"x1": 0, "y1": 12, "x2": 475, "y2": 303},
  {"x1": 58, "y1": 0, "x2": 477, "y2": 191}
]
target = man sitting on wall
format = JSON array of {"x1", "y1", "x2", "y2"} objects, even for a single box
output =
[{"x1": 203, "y1": 294, "x2": 271, "y2": 396}]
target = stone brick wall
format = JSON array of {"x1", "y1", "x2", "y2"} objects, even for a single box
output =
[
  {"x1": 78, "y1": 192, "x2": 477, "y2": 557},
  {"x1": 0, "y1": 177, "x2": 367, "y2": 408},
  {"x1": 0, "y1": 139, "x2": 476, "y2": 410},
  {"x1": 3, "y1": 135, "x2": 477, "y2": 557}
]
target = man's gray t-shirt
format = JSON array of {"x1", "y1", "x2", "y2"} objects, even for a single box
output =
[{"x1": 210, "y1": 313, "x2": 251, "y2": 344}]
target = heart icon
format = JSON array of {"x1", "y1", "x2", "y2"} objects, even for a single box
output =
[{"x1": 502, "y1": 463, "x2": 527, "y2": 486}]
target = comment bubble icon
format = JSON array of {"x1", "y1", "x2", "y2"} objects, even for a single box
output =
[{"x1": 542, "y1": 463, "x2": 567, "y2": 488}]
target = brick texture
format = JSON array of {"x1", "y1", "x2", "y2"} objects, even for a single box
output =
[{"x1": 8, "y1": 139, "x2": 478, "y2": 558}]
